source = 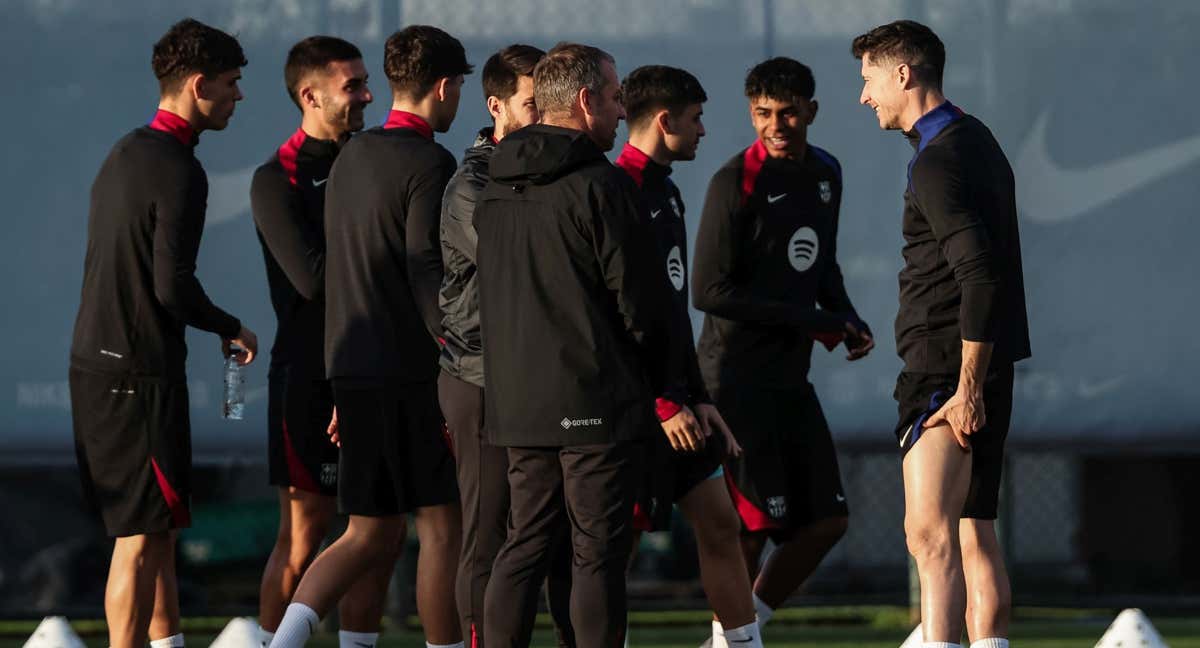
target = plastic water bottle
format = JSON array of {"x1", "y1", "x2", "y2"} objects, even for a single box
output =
[{"x1": 223, "y1": 354, "x2": 245, "y2": 420}]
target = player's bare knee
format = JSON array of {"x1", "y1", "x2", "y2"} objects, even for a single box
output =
[
  {"x1": 696, "y1": 507, "x2": 741, "y2": 552},
  {"x1": 904, "y1": 520, "x2": 955, "y2": 564}
]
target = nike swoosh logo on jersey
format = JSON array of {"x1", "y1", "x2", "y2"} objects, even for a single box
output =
[
  {"x1": 1015, "y1": 111, "x2": 1200, "y2": 223},
  {"x1": 836, "y1": 493, "x2": 846, "y2": 503},
  {"x1": 650, "y1": 209, "x2": 662, "y2": 219},
  {"x1": 767, "y1": 193, "x2": 787, "y2": 204},
  {"x1": 312, "y1": 177, "x2": 328, "y2": 187}
]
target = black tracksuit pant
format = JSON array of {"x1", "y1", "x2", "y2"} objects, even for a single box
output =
[
  {"x1": 484, "y1": 442, "x2": 642, "y2": 648},
  {"x1": 438, "y1": 370, "x2": 509, "y2": 648}
]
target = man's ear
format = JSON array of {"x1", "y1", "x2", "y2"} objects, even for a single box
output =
[
  {"x1": 896, "y1": 63, "x2": 912, "y2": 90},
  {"x1": 186, "y1": 72, "x2": 207, "y2": 101},
  {"x1": 655, "y1": 109, "x2": 673, "y2": 136},
  {"x1": 299, "y1": 83, "x2": 319, "y2": 110},
  {"x1": 486, "y1": 95, "x2": 504, "y2": 121},
  {"x1": 578, "y1": 86, "x2": 593, "y2": 118},
  {"x1": 807, "y1": 99, "x2": 819, "y2": 125},
  {"x1": 435, "y1": 76, "x2": 451, "y2": 102}
]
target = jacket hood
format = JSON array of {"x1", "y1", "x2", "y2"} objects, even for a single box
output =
[{"x1": 488, "y1": 124, "x2": 607, "y2": 185}]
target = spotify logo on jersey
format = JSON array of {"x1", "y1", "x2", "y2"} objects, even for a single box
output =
[
  {"x1": 788, "y1": 227, "x2": 819, "y2": 272},
  {"x1": 666, "y1": 245, "x2": 685, "y2": 291}
]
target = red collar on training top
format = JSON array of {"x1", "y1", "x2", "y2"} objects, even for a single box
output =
[
  {"x1": 383, "y1": 110, "x2": 434, "y2": 139},
  {"x1": 148, "y1": 109, "x2": 198, "y2": 147}
]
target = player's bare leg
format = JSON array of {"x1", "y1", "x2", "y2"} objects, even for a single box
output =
[
  {"x1": 679, "y1": 479, "x2": 755, "y2": 629},
  {"x1": 752, "y1": 515, "x2": 847, "y2": 609},
  {"x1": 106, "y1": 531, "x2": 173, "y2": 648},
  {"x1": 903, "y1": 424, "x2": 972, "y2": 644},
  {"x1": 337, "y1": 532, "x2": 403, "y2": 633},
  {"x1": 413, "y1": 502, "x2": 463, "y2": 645},
  {"x1": 959, "y1": 519, "x2": 1010, "y2": 643},
  {"x1": 260, "y1": 488, "x2": 336, "y2": 631},
  {"x1": 291, "y1": 515, "x2": 407, "y2": 615},
  {"x1": 148, "y1": 530, "x2": 181, "y2": 642}
]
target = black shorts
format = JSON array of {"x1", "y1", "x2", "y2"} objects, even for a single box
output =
[
  {"x1": 331, "y1": 379, "x2": 458, "y2": 516},
  {"x1": 633, "y1": 429, "x2": 725, "y2": 533},
  {"x1": 715, "y1": 383, "x2": 849, "y2": 541},
  {"x1": 267, "y1": 367, "x2": 338, "y2": 496},
  {"x1": 70, "y1": 366, "x2": 192, "y2": 537},
  {"x1": 893, "y1": 365, "x2": 1014, "y2": 520}
]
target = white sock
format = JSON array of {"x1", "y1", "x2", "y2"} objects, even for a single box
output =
[
  {"x1": 149, "y1": 633, "x2": 184, "y2": 648},
  {"x1": 712, "y1": 620, "x2": 729, "y2": 648},
  {"x1": 339, "y1": 631, "x2": 379, "y2": 648},
  {"x1": 270, "y1": 603, "x2": 320, "y2": 648},
  {"x1": 425, "y1": 642, "x2": 464, "y2": 648},
  {"x1": 723, "y1": 621, "x2": 764, "y2": 648},
  {"x1": 970, "y1": 640, "x2": 1008, "y2": 648},
  {"x1": 752, "y1": 593, "x2": 774, "y2": 628},
  {"x1": 922, "y1": 643, "x2": 961, "y2": 648},
  {"x1": 258, "y1": 627, "x2": 275, "y2": 648}
]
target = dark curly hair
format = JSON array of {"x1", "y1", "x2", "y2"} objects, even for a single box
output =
[
  {"x1": 621, "y1": 65, "x2": 707, "y2": 130},
  {"x1": 744, "y1": 57, "x2": 815, "y2": 103},
  {"x1": 151, "y1": 18, "x2": 247, "y2": 95},
  {"x1": 384, "y1": 25, "x2": 473, "y2": 98},
  {"x1": 851, "y1": 20, "x2": 946, "y2": 90}
]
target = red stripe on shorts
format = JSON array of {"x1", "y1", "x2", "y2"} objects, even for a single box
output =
[
  {"x1": 282, "y1": 418, "x2": 320, "y2": 492},
  {"x1": 150, "y1": 457, "x2": 191, "y2": 528},
  {"x1": 723, "y1": 469, "x2": 779, "y2": 531},
  {"x1": 631, "y1": 501, "x2": 653, "y2": 533}
]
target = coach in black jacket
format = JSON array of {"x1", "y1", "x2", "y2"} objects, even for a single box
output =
[{"x1": 477, "y1": 43, "x2": 691, "y2": 648}]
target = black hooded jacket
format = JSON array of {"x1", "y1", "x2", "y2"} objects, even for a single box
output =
[
  {"x1": 474, "y1": 124, "x2": 681, "y2": 447},
  {"x1": 438, "y1": 128, "x2": 495, "y2": 388}
]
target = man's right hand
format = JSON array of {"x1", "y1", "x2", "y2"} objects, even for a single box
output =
[
  {"x1": 222, "y1": 325, "x2": 258, "y2": 365},
  {"x1": 661, "y1": 405, "x2": 705, "y2": 452},
  {"x1": 326, "y1": 407, "x2": 340, "y2": 447},
  {"x1": 844, "y1": 320, "x2": 874, "y2": 361}
]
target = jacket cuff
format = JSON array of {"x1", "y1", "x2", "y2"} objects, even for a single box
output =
[{"x1": 655, "y1": 397, "x2": 683, "y2": 422}]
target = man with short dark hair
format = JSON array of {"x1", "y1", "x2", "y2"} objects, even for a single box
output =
[
  {"x1": 437, "y1": 42, "x2": 545, "y2": 648},
  {"x1": 69, "y1": 17, "x2": 257, "y2": 648},
  {"x1": 268, "y1": 25, "x2": 472, "y2": 648},
  {"x1": 615, "y1": 64, "x2": 762, "y2": 648},
  {"x1": 250, "y1": 35, "x2": 393, "y2": 648},
  {"x1": 692, "y1": 56, "x2": 873, "y2": 642},
  {"x1": 477, "y1": 42, "x2": 692, "y2": 648},
  {"x1": 852, "y1": 20, "x2": 1030, "y2": 648}
]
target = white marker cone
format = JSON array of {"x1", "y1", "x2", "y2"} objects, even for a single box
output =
[
  {"x1": 1095, "y1": 608, "x2": 1168, "y2": 648},
  {"x1": 209, "y1": 617, "x2": 262, "y2": 648},
  {"x1": 22, "y1": 617, "x2": 86, "y2": 648},
  {"x1": 899, "y1": 623, "x2": 923, "y2": 648}
]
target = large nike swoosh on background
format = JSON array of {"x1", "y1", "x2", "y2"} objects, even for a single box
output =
[
  {"x1": 1015, "y1": 111, "x2": 1200, "y2": 224},
  {"x1": 204, "y1": 165, "x2": 256, "y2": 229}
]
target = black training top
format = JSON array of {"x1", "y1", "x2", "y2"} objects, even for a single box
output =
[
  {"x1": 614, "y1": 143, "x2": 711, "y2": 420},
  {"x1": 70, "y1": 110, "x2": 241, "y2": 380},
  {"x1": 251, "y1": 127, "x2": 340, "y2": 377},
  {"x1": 693, "y1": 139, "x2": 866, "y2": 391},
  {"x1": 324, "y1": 111, "x2": 455, "y2": 381},
  {"x1": 897, "y1": 101, "x2": 1030, "y2": 373}
]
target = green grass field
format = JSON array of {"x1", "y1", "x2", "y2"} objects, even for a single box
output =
[{"x1": 3, "y1": 608, "x2": 1198, "y2": 647}]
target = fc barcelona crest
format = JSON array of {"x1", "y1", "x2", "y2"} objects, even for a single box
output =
[
  {"x1": 766, "y1": 495, "x2": 788, "y2": 519},
  {"x1": 818, "y1": 180, "x2": 833, "y2": 204}
]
